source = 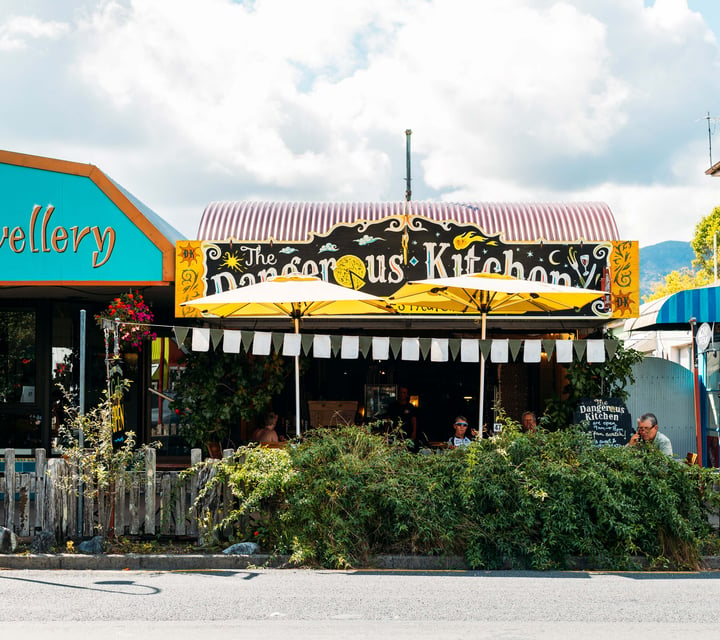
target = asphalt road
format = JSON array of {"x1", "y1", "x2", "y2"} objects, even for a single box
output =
[{"x1": 1, "y1": 568, "x2": 719, "y2": 639}]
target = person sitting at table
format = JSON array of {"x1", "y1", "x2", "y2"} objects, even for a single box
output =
[
  {"x1": 521, "y1": 411, "x2": 537, "y2": 434},
  {"x1": 627, "y1": 412, "x2": 673, "y2": 456},
  {"x1": 447, "y1": 415, "x2": 472, "y2": 448},
  {"x1": 251, "y1": 412, "x2": 282, "y2": 443}
]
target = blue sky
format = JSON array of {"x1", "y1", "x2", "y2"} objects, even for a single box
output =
[{"x1": 2, "y1": 0, "x2": 720, "y2": 247}]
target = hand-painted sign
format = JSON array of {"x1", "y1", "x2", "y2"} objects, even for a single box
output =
[
  {"x1": 176, "y1": 215, "x2": 639, "y2": 318},
  {"x1": 574, "y1": 397, "x2": 633, "y2": 447}
]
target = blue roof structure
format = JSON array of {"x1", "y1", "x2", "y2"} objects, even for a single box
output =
[{"x1": 626, "y1": 285, "x2": 720, "y2": 330}]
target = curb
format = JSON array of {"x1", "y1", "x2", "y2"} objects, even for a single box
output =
[
  {"x1": 1, "y1": 554, "x2": 719, "y2": 571},
  {"x1": 0, "y1": 553, "x2": 292, "y2": 571}
]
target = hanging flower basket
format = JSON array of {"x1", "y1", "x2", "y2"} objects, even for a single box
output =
[{"x1": 95, "y1": 291, "x2": 157, "y2": 350}]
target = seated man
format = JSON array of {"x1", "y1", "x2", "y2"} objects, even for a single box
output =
[
  {"x1": 627, "y1": 412, "x2": 673, "y2": 456},
  {"x1": 521, "y1": 411, "x2": 537, "y2": 434}
]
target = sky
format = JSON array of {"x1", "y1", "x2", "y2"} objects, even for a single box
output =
[{"x1": 3, "y1": 0, "x2": 720, "y2": 248}]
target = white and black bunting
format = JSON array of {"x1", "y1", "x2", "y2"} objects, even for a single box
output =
[{"x1": 177, "y1": 326, "x2": 618, "y2": 363}]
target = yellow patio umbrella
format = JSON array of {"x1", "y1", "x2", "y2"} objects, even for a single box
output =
[
  {"x1": 181, "y1": 275, "x2": 394, "y2": 436},
  {"x1": 386, "y1": 272, "x2": 605, "y2": 428}
]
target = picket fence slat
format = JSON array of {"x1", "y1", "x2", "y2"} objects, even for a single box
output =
[
  {"x1": 18, "y1": 474, "x2": 31, "y2": 536},
  {"x1": 34, "y1": 448, "x2": 46, "y2": 532},
  {"x1": 4, "y1": 449, "x2": 15, "y2": 533},
  {"x1": 114, "y1": 475, "x2": 126, "y2": 536},
  {"x1": 145, "y1": 449, "x2": 156, "y2": 536}
]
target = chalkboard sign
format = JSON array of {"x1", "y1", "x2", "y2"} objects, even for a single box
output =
[{"x1": 574, "y1": 397, "x2": 632, "y2": 447}]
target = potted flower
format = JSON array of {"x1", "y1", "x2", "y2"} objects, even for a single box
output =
[{"x1": 95, "y1": 291, "x2": 157, "y2": 350}]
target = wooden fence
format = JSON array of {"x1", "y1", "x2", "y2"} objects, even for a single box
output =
[{"x1": 1, "y1": 448, "x2": 236, "y2": 542}]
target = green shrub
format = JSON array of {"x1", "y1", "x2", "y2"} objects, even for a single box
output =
[{"x1": 188, "y1": 422, "x2": 720, "y2": 570}]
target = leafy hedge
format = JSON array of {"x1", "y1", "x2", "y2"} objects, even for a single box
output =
[{"x1": 191, "y1": 422, "x2": 720, "y2": 570}]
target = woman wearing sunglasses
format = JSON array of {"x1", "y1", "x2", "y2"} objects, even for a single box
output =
[{"x1": 448, "y1": 416, "x2": 473, "y2": 448}]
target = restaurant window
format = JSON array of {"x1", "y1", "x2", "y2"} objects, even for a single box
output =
[
  {"x1": 0, "y1": 309, "x2": 36, "y2": 405},
  {"x1": 0, "y1": 308, "x2": 40, "y2": 451}
]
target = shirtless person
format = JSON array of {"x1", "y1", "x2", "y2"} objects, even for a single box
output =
[{"x1": 252, "y1": 412, "x2": 280, "y2": 443}]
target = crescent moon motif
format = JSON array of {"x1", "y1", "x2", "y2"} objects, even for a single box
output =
[{"x1": 549, "y1": 250, "x2": 561, "y2": 265}]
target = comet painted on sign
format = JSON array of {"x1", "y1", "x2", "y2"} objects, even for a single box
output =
[{"x1": 452, "y1": 231, "x2": 498, "y2": 250}]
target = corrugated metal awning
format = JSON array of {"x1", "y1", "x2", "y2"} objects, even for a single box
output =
[
  {"x1": 197, "y1": 201, "x2": 620, "y2": 243},
  {"x1": 625, "y1": 285, "x2": 720, "y2": 331}
]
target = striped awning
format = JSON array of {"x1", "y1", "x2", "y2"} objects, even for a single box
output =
[
  {"x1": 197, "y1": 201, "x2": 620, "y2": 243},
  {"x1": 625, "y1": 285, "x2": 720, "y2": 330}
]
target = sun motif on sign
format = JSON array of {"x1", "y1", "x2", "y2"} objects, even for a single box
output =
[
  {"x1": 178, "y1": 243, "x2": 199, "y2": 266},
  {"x1": 221, "y1": 250, "x2": 244, "y2": 272},
  {"x1": 333, "y1": 255, "x2": 366, "y2": 289}
]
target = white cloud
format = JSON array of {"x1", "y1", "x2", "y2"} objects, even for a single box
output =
[
  {"x1": 0, "y1": 15, "x2": 68, "y2": 50},
  {"x1": 2, "y1": 0, "x2": 720, "y2": 245}
]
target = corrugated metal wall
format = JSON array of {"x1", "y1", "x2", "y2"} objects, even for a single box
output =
[{"x1": 624, "y1": 357, "x2": 697, "y2": 458}]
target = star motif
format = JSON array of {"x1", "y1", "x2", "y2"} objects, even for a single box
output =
[{"x1": 178, "y1": 243, "x2": 199, "y2": 266}]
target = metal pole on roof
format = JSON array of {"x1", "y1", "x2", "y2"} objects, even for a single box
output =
[
  {"x1": 708, "y1": 112, "x2": 713, "y2": 167},
  {"x1": 690, "y1": 317, "x2": 704, "y2": 466},
  {"x1": 405, "y1": 129, "x2": 412, "y2": 202}
]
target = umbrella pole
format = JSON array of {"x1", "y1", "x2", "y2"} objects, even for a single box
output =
[
  {"x1": 294, "y1": 317, "x2": 301, "y2": 437},
  {"x1": 478, "y1": 313, "x2": 486, "y2": 435}
]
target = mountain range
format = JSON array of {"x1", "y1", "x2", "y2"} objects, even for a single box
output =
[{"x1": 638, "y1": 240, "x2": 694, "y2": 300}]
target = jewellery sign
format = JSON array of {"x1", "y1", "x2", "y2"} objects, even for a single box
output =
[{"x1": 175, "y1": 216, "x2": 639, "y2": 318}]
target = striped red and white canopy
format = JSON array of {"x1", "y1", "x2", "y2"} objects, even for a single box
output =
[{"x1": 197, "y1": 201, "x2": 619, "y2": 243}]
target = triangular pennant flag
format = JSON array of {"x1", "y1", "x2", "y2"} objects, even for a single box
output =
[
  {"x1": 390, "y1": 337, "x2": 403, "y2": 359},
  {"x1": 301, "y1": 334, "x2": 314, "y2": 355},
  {"x1": 314, "y1": 334, "x2": 332, "y2": 358},
  {"x1": 430, "y1": 338, "x2": 449, "y2": 362},
  {"x1": 252, "y1": 331, "x2": 272, "y2": 355},
  {"x1": 605, "y1": 339, "x2": 619, "y2": 360},
  {"x1": 419, "y1": 338, "x2": 432, "y2": 360},
  {"x1": 401, "y1": 337, "x2": 420, "y2": 361},
  {"x1": 574, "y1": 340, "x2": 587, "y2": 361},
  {"x1": 449, "y1": 338, "x2": 460, "y2": 360},
  {"x1": 173, "y1": 326, "x2": 190, "y2": 347},
  {"x1": 555, "y1": 340, "x2": 573, "y2": 363},
  {"x1": 372, "y1": 336, "x2": 390, "y2": 360},
  {"x1": 479, "y1": 339, "x2": 492, "y2": 359},
  {"x1": 223, "y1": 329, "x2": 242, "y2": 353},
  {"x1": 191, "y1": 328, "x2": 210, "y2": 352},
  {"x1": 586, "y1": 339, "x2": 605, "y2": 363},
  {"x1": 460, "y1": 339, "x2": 479, "y2": 363},
  {"x1": 359, "y1": 336, "x2": 372, "y2": 358},
  {"x1": 523, "y1": 339, "x2": 542, "y2": 363},
  {"x1": 283, "y1": 333, "x2": 302, "y2": 356},
  {"x1": 542, "y1": 339, "x2": 555, "y2": 360},
  {"x1": 341, "y1": 335, "x2": 359, "y2": 359},
  {"x1": 272, "y1": 332, "x2": 284, "y2": 353},
  {"x1": 509, "y1": 339, "x2": 522, "y2": 361},
  {"x1": 330, "y1": 335, "x2": 342, "y2": 357},
  {"x1": 490, "y1": 339, "x2": 509, "y2": 363},
  {"x1": 241, "y1": 330, "x2": 254, "y2": 352},
  {"x1": 210, "y1": 328, "x2": 224, "y2": 351}
]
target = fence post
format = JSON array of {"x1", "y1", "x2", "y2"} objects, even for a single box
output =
[
  {"x1": 188, "y1": 448, "x2": 202, "y2": 537},
  {"x1": 145, "y1": 448, "x2": 156, "y2": 535},
  {"x1": 114, "y1": 475, "x2": 126, "y2": 537},
  {"x1": 44, "y1": 458, "x2": 58, "y2": 539},
  {"x1": 222, "y1": 449, "x2": 234, "y2": 538},
  {"x1": 18, "y1": 473, "x2": 30, "y2": 536},
  {"x1": 34, "y1": 448, "x2": 46, "y2": 532},
  {"x1": 3, "y1": 449, "x2": 15, "y2": 533}
]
